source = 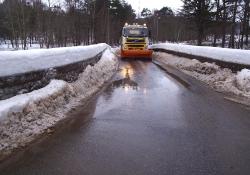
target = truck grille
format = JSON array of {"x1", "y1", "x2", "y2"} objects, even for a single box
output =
[
  {"x1": 126, "y1": 38, "x2": 145, "y2": 43},
  {"x1": 128, "y1": 44, "x2": 144, "y2": 48}
]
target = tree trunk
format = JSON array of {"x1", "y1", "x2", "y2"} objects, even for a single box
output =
[
  {"x1": 221, "y1": 0, "x2": 227, "y2": 47},
  {"x1": 229, "y1": 0, "x2": 238, "y2": 48},
  {"x1": 197, "y1": 0, "x2": 205, "y2": 46},
  {"x1": 240, "y1": 0, "x2": 249, "y2": 49},
  {"x1": 197, "y1": 26, "x2": 203, "y2": 46},
  {"x1": 245, "y1": 0, "x2": 250, "y2": 46},
  {"x1": 213, "y1": 0, "x2": 220, "y2": 47}
]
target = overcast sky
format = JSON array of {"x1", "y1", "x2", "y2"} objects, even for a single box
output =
[{"x1": 125, "y1": 0, "x2": 183, "y2": 13}]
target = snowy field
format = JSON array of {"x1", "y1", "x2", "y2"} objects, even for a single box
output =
[
  {"x1": 0, "y1": 48, "x2": 118, "y2": 161},
  {"x1": 150, "y1": 43, "x2": 250, "y2": 66},
  {"x1": 153, "y1": 52, "x2": 250, "y2": 101},
  {"x1": 0, "y1": 43, "x2": 108, "y2": 77}
]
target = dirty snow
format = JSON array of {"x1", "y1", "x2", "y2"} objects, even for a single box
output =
[
  {"x1": 150, "y1": 43, "x2": 250, "y2": 66},
  {"x1": 236, "y1": 69, "x2": 250, "y2": 93},
  {"x1": 0, "y1": 43, "x2": 108, "y2": 77},
  {"x1": 0, "y1": 48, "x2": 118, "y2": 160},
  {"x1": 0, "y1": 80, "x2": 67, "y2": 122},
  {"x1": 153, "y1": 52, "x2": 250, "y2": 99}
]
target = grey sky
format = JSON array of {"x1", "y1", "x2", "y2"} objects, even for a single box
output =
[{"x1": 125, "y1": 0, "x2": 183, "y2": 13}]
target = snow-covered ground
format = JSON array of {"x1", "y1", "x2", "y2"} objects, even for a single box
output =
[
  {"x1": 0, "y1": 48, "x2": 118, "y2": 161},
  {"x1": 0, "y1": 43, "x2": 41, "y2": 51},
  {"x1": 0, "y1": 43, "x2": 108, "y2": 77},
  {"x1": 150, "y1": 43, "x2": 250, "y2": 66},
  {"x1": 153, "y1": 52, "x2": 250, "y2": 101}
]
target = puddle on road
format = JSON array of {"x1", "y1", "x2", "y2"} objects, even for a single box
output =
[
  {"x1": 106, "y1": 60, "x2": 183, "y2": 97},
  {"x1": 111, "y1": 67, "x2": 139, "y2": 92}
]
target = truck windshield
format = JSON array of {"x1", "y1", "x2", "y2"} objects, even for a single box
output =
[{"x1": 122, "y1": 28, "x2": 148, "y2": 37}]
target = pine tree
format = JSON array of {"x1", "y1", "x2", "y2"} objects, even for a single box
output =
[
  {"x1": 181, "y1": 0, "x2": 213, "y2": 45},
  {"x1": 141, "y1": 8, "x2": 152, "y2": 18}
]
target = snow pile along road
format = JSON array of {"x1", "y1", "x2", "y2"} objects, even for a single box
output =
[
  {"x1": 150, "y1": 43, "x2": 250, "y2": 66},
  {"x1": 236, "y1": 69, "x2": 250, "y2": 93},
  {"x1": 153, "y1": 52, "x2": 250, "y2": 100},
  {"x1": 0, "y1": 48, "x2": 118, "y2": 161},
  {"x1": 0, "y1": 80, "x2": 67, "y2": 122},
  {"x1": 0, "y1": 43, "x2": 108, "y2": 77}
]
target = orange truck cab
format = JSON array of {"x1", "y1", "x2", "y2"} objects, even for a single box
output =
[{"x1": 121, "y1": 23, "x2": 153, "y2": 59}]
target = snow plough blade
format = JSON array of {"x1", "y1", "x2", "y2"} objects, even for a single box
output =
[{"x1": 121, "y1": 49, "x2": 153, "y2": 59}]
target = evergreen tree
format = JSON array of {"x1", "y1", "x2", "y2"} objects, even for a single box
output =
[
  {"x1": 181, "y1": 0, "x2": 213, "y2": 45},
  {"x1": 141, "y1": 8, "x2": 152, "y2": 17},
  {"x1": 157, "y1": 6, "x2": 174, "y2": 16}
]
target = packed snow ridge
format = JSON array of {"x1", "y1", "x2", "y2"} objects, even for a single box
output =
[
  {"x1": 153, "y1": 52, "x2": 250, "y2": 100},
  {"x1": 150, "y1": 43, "x2": 250, "y2": 66},
  {"x1": 0, "y1": 48, "x2": 118, "y2": 160},
  {"x1": 0, "y1": 43, "x2": 108, "y2": 77}
]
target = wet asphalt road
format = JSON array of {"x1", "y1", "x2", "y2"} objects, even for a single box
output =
[{"x1": 1, "y1": 59, "x2": 250, "y2": 175}]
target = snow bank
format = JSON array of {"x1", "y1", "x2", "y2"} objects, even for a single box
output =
[
  {"x1": 236, "y1": 69, "x2": 250, "y2": 92},
  {"x1": 150, "y1": 43, "x2": 250, "y2": 66},
  {"x1": 0, "y1": 80, "x2": 67, "y2": 122},
  {"x1": 0, "y1": 48, "x2": 118, "y2": 160},
  {"x1": 0, "y1": 43, "x2": 108, "y2": 77},
  {"x1": 153, "y1": 52, "x2": 250, "y2": 99}
]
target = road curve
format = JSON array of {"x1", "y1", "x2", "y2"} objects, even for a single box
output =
[{"x1": 1, "y1": 59, "x2": 250, "y2": 175}]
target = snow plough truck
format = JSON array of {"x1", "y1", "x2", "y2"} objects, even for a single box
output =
[{"x1": 121, "y1": 23, "x2": 153, "y2": 59}]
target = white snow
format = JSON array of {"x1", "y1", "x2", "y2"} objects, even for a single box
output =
[
  {"x1": 150, "y1": 43, "x2": 250, "y2": 66},
  {"x1": 0, "y1": 43, "x2": 41, "y2": 51},
  {"x1": 236, "y1": 69, "x2": 250, "y2": 92},
  {"x1": 0, "y1": 43, "x2": 108, "y2": 77}
]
